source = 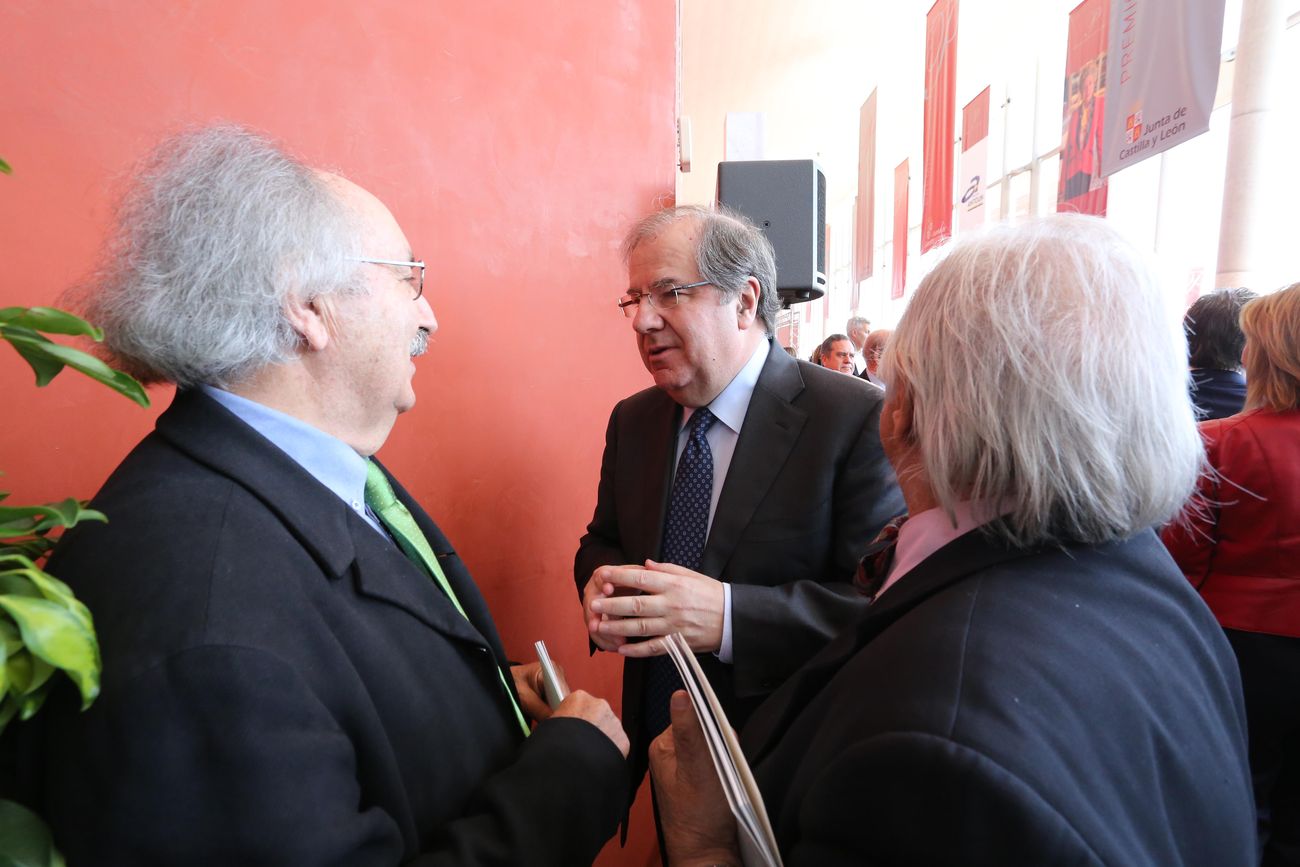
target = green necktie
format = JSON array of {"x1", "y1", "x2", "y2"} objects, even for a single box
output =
[{"x1": 364, "y1": 460, "x2": 530, "y2": 737}]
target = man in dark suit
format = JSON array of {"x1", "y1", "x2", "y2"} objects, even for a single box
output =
[
  {"x1": 575, "y1": 205, "x2": 902, "y2": 788},
  {"x1": 3, "y1": 125, "x2": 628, "y2": 865},
  {"x1": 1184, "y1": 287, "x2": 1256, "y2": 420},
  {"x1": 650, "y1": 215, "x2": 1256, "y2": 866}
]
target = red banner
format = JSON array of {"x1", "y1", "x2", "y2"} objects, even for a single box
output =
[
  {"x1": 854, "y1": 89, "x2": 878, "y2": 284},
  {"x1": 962, "y1": 86, "x2": 990, "y2": 151},
  {"x1": 1057, "y1": 0, "x2": 1109, "y2": 216},
  {"x1": 922, "y1": 0, "x2": 958, "y2": 253},
  {"x1": 892, "y1": 160, "x2": 909, "y2": 300}
]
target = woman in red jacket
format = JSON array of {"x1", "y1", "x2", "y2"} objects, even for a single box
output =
[{"x1": 1164, "y1": 281, "x2": 1300, "y2": 866}]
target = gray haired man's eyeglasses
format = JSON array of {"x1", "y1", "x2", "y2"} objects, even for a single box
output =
[
  {"x1": 352, "y1": 257, "x2": 426, "y2": 300},
  {"x1": 616, "y1": 280, "x2": 712, "y2": 317}
]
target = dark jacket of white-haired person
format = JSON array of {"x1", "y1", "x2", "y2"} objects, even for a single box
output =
[
  {"x1": 649, "y1": 216, "x2": 1255, "y2": 867},
  {"x1": 1163, "y1": 281, "x2": 1300, "y2": 864}
]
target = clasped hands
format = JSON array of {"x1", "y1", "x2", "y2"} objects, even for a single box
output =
[{"x1": 582, "y1": 560, "x2": 725, "y2": 656}]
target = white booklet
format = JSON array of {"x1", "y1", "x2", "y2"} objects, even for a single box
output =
[{"x1": 662, "y1": 632, "x2": 783, "y2": 867}]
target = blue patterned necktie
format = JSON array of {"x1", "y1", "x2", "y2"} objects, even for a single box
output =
[{"x1": 644, "y1": 407, "x2": 717, "y2": 737}]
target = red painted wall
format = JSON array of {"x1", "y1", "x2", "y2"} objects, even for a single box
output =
[{"x1": 0, "y1": 3, "x2": 674, "y2": 862}]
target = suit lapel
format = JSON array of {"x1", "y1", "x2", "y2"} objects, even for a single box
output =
[
  {"x1": 741, "y1": 526, "x2": 1041, "y2": 762},
  {"x1": 156, "y1": 390, "x2": 488, "y2": 649},
  {"x1": 378, "y1": 461, "x2": 503, "y2": 653},
  {"x1": 350, "y1": 517, "x2": 489, "y2": 647},
  {"x1": 700, "y1": 345, "x2": 807, "y2": 578}
]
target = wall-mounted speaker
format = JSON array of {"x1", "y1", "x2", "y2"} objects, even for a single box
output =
[{"x1": 716, "y1": 159, "x2": 827, "y2": 305}]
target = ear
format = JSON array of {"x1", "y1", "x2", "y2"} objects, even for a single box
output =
[
  {"x1": 735, "y1": 276, "x2": 761, "y2": 329},
  {"x1": 284, "y1": 292, "x2": 339, "y2": 353},
  {"x1": 888, "y1": 377, "x2": 917, "y2": 445}
]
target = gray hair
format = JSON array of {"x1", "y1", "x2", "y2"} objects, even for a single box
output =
[
  {"x1": 846, "y1": 316, "x2": 870, "y2": 334},
  {"x1": 621, "y1": 204, "x2": 780, "y2": 334},
  {"x1": 79, "y1": 124, "x2": 362, "y2": 387},
  {"x1": 1184, "y1": 287, "x2": 1256, "y2": 371},
  {"x1": 863, "y1": 328, "x2": 891, "y2": 361},
  {"x1": 881, "y1": 214, "x2": 1201, "y2": 547},
  {"x1": 819, "y1": 333, "x2": 851, "y2": 355}
]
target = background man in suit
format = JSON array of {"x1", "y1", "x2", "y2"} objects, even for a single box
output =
[
  {"x1": 846, "y1": 315, "x2": 871, "y2": 375},
  {"x1": 650, "y1": 215, "x2": 1256, "y2": 866},
  {"x1": 575, "y1": 205, "x2": 902, "y2": 790},
  {"x1": 1184, "y1": 287, "x2": 1257, "y2": 420},
  {"x1": 4, "y1": 125, "x2": 628, "y2": 865},
  {"x1": 817, "y1": 333, "x2": 856, "y2": 374}
]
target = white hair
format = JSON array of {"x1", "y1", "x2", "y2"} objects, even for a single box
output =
[
  {"x1": 881, "y1": 215, "x2": 1201, "y2": 547},
  {"x1": 79, "y1": 124, "x2": 363, "y2": 387}
]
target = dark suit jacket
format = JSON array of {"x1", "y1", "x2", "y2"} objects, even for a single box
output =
[
  {"x1": 574, "y1": 343, "x2": 903, "y2": 771},
  {"x1": 4, "y1": 389, "x2": 625, "y2": 866},
  {"x1": 1189, "y1": 367, "x2": 1247, "y2": 420},
  {"x1": 741, "y1": 528, "x2": 1257, "y2": 866}
]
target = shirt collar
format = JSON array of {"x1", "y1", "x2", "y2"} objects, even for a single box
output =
[
  {"x1": 682, "y1": 339, "x2": 769, "y2": 435},
  {"x1": 876, "y1": 500, "x2": 1001, "y2": 599},
  {"x1": 199, "y1": 385, "x2": 370, "y2": 512}
]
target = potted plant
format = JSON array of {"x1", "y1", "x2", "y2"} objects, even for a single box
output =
[{"x1": 1, "y1": 158, "x2": 151, "y2": 867}]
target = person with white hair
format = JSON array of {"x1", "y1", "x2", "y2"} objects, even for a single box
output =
[
  {"x1": 846, "y1": 315, "x2": 871, "y2": 374},
  {"x1": 0, "y1": 125, "x2": 629, "y2": 865},
  {"x1": 860, "y1": 327, "x2": 891, "y2": 388},
  {"x1": 650, "y1": 215, "x2": 1256, "y2": 866}
]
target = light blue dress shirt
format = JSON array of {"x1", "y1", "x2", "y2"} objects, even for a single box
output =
[{"x1": 200, "y1": 386, "x2": 386, "y2": 536}]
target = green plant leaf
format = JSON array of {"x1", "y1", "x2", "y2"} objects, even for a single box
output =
[
  {"x1": 0, "y1": 566, "x2": 93, "y2": 635},
  {"x1": 0, "y1": 157, "x2": 11, "y2": 175},
  {"x1": 1, "y1": 329, "x2": 64, "y2": 387},
  {"x1": 24, "y1": 655, "x2": 54, "y2": 697},
  {"x1": 0, "y1": 501, "x2": 107, "y2": 537},
  {"x1": 0, "y1": 597, "x2": 98, "y2": 708},
  {"x1": 0, "y1": 619, "x2": 20, "y2": 656},
  {"x1": 0, "y1": 539, "x2": 52, "y2": 562},
  {"x1": 0, "y1": 572, "x2": 41, "y2": 598},
  {"x1": 19, "y1": 682, "x2": 49, "y2": 720},
  {"x1": 0, "y1": 797, "x2": 67, "y2": 867},
  {"x1": 0, "y1": 328, "x2": 149, "y2": 407},
  {"x1": 0, "y1": 307, "x2": 102, "y2": 339},
  {"x1": 5, "y1": 648, "x2": 32, "y2": 694}
]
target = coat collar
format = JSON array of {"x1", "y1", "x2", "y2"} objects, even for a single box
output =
[
  {"x1": 154, "y1": 389, "x2": 490, "y2": 648},
  {"x1": 739, "y1": 525, "x2": 1043, "y2": 762}
]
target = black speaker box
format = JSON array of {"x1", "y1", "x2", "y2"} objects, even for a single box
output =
[{"x1": 716, "y1": 159, "x2": 827, "y2": 304}]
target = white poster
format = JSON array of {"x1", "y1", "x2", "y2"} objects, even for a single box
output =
[
  {"x1": 959, "y1": 137, "x2": 989, "y2": 232},
  {"x1": 1101, "y1": 0, "x2": 1226, "y2": 177},
  {"x1": 725, "y1": 112, "x2": 766, "y2": 161}
]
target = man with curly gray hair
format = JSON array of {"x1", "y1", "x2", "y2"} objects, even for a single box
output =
[{"x1": 5, "y1": 125, "x2": 628, "y2": 865}]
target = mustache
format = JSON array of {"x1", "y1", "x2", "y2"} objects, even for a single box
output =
[{"x1": 410, "y1": 328, "x2": 431, "y2": 358}]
